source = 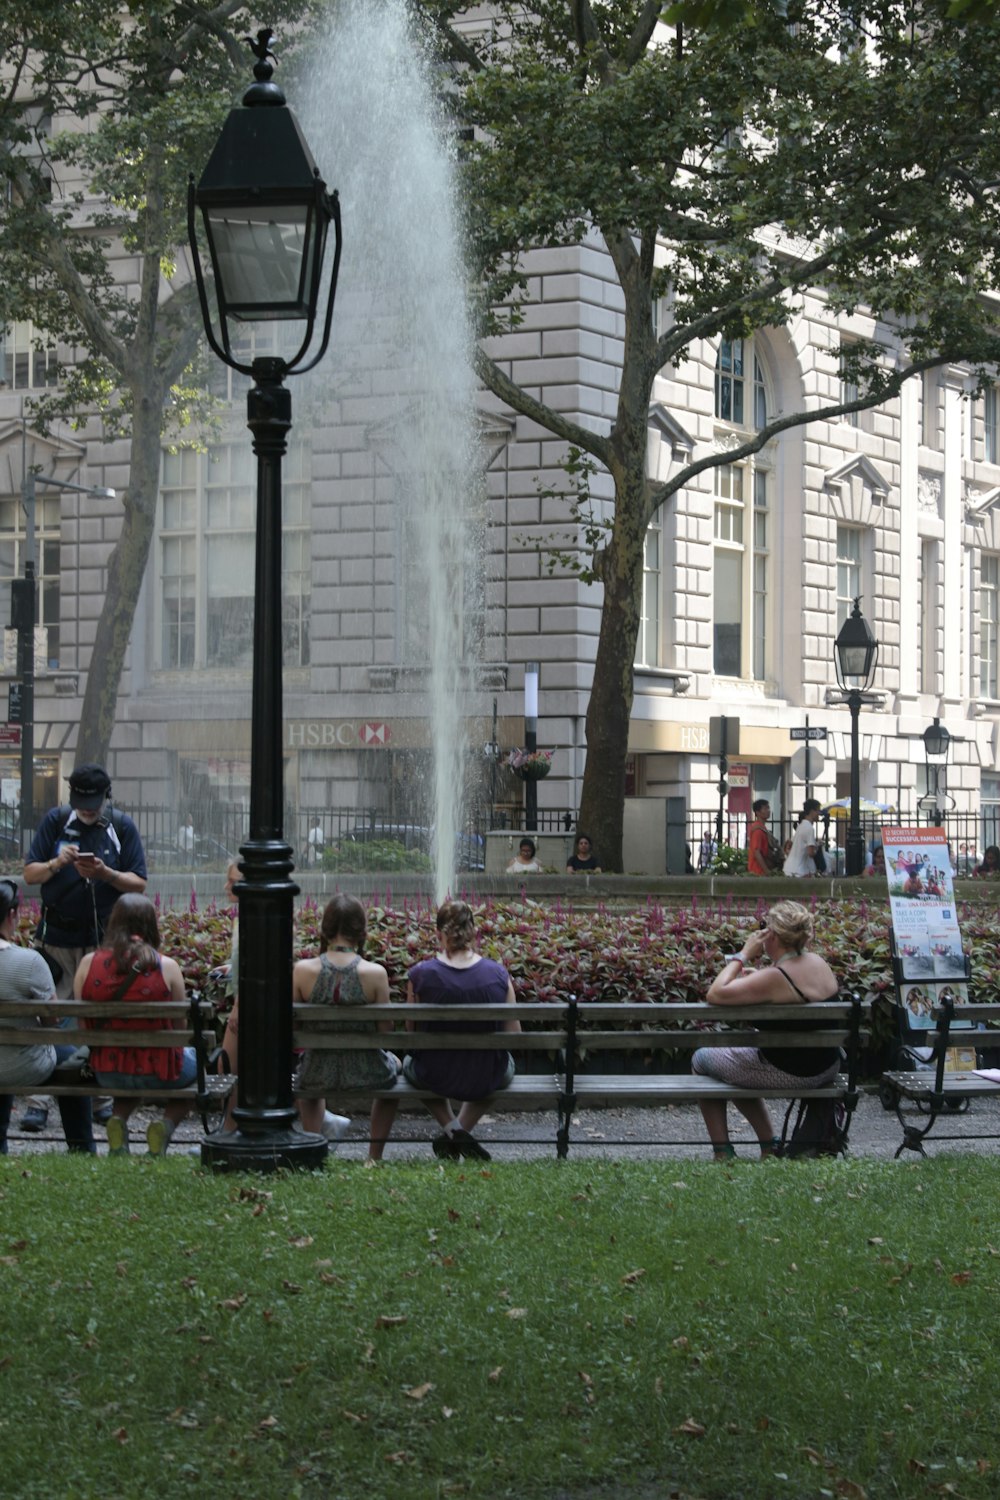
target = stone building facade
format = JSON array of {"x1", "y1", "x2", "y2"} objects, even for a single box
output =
[{"x1": 2, "y1": 218, "x2": 1000, "y2": 861}]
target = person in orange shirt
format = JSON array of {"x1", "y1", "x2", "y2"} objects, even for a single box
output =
[{"x1": 747, "y1": 799, "x2": 775, "y2": 875}]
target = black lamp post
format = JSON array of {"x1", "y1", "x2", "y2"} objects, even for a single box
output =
[
  {"x1": 922, "y1": 716, "x2": 951, "y2": 825},
  {"x1": 187, "y1": 28, "x2": 342, "y2": 1171},
  {"x1": 833, "y1": 598, "x2": 879, "y2": 877}
]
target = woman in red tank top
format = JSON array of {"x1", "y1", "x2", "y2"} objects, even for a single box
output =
[{"x1": 75, "y1": 894, "x2": 195, "y2": 1156}]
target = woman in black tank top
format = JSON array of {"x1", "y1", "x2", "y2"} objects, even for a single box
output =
[{"x1": 692, "y1": 900, "x2": 841, "y2": 1160}]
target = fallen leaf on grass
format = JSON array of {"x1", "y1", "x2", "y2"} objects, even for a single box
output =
[
  {"x1": 907, "y1": 1459, "x2": 928, "y2": 1475},
  {"x1": 487, "y1": 1366, "x2": 503, "y2": 1384},
  {"x1": 504, "y1": 1307, "x2": 527, "y2": 1319},
  {"x1": 289, "y1": 1235, "x2": 314, "y2": 1249},
  {"x1": 383, "y1": 1450, "x2": 415, "y2": 1465},
  {"x1": 220, "y1": 1292, "x2": 248, "y2": 1312},
  {"x1": 621, "y1": 1268, "x2": 646, "y2": 1285},
  {"x1": 258, "y1": 1415, "x2": 280, "y2": 1431},
  {"x1": 319, "y1": 1271, "x2": 341, "y2": 1285},
  {"x1": 405, "y1": 1383, "x2": 433, "y2": 1401},
  {"x1": 282, "y1": 1281, "x2": 303, "y2": 1294},
  {"x1": 112, "y1": 1428, "x2": 128, "y2": 1444},
  {"x1": 674, "y1": 1417, "x2": 705, "y2": 1437},
  {"x1": 672, "y1": 1335, "x2": 689, "y2": 1348},
  {"x1": 374, "y1": 1314, "x2": 408, "y2": 1329},
  {"x1": 341, "y1": 1410, "x2": 369, "y2": 1425},
  {"x1": 442, "y1": 1406, "x2": 455, "y2": 1418},
  {"x1": 950, "y1": 1270, "x2": 973, "y2": 1285},
  {"x1": 447, "y1": 1208, "x2": 461, "y2": 1222},
  {"x1": 835, "y1": 1480, "x2": 867, "y2": 1498}
]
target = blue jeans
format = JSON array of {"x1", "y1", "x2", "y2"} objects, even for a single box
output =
[
  {"x1": 93, "y1": 1046, "x2": 198, "y2": 1091},
  {"x1": 0, "y1": 1046, "x2": 96, "y2": 1154}
]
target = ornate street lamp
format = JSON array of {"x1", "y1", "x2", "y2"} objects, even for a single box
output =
[
  {"x1": 187, "y1": 28, "x2": 342, "y2": 1171},
  {"x1": 833, "y1": 598, "x2": 879, "y2": 877},
  {"x1": 922, "y1": 716, "x2": 951, "y2": 825}
]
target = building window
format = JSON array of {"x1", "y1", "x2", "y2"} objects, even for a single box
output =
[
  {"x1": 840, "y1": 343, "x2": 860, "y2": 427},
  {"x1": 919, "y1": 370, "x2": 937, "y2": 448},
  {"x1": 980, "y1": 552, "x2": 999, "y2": 699},
  {"x1": 918, "y1": 540, "x2": 937, "y2": 695},
  {"x1": 715, "y1": 339, "x2": 767, "y2": 428},
  {"x1": 157, "y1": 438, "x2": 311, "y2": 672},
  {"x1": 0, "y1": 489, "x2": 61, "y2": 667},
  {"x1": 0, "y1": 320, "x2": 58, "y2": 391},
  {"x1": 982, "y1": 774, "x2": 1000, "y2": 854},
  {"x1": 985, "y1": 387, "x2": 999, "y2": 465},
  {"x1": 635, "y1": 521, "x2": 661, "y2": 668},
  {"x1": 836, "y1": 526, "x2": 862, "y2": 630},
  {"x1": 713, "y1": 462, "x2": 772, "y2": 681},
  {"x1": 400, "y1": 503, "x2": 485, "y2": 666}
]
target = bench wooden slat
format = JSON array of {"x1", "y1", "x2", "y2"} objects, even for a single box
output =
[
  {"x1": 569, "y1": 1072, "x2": 849, "y2": 1104},
  {"x1": 883, "y1": 1069, "x2": 1000, "y2": 1099}
]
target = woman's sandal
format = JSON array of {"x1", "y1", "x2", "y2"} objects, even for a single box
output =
[
  {"x1": 760, "y1": 1136, "x2": 782, "y2": 1159},
  {"x1": 711, "y1": 1143, "x2": 737, "y2": 1161}
]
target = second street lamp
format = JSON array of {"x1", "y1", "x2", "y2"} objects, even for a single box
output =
[
  {"x1": 188, "y1": 29, "x2": 342, "y2": 1171},
  {"x1": 833, "y1": 598, "x2": 879, "y2": 877},
  {"x1": 922, "y1": 716, "x2": 951, "y2": 825}
]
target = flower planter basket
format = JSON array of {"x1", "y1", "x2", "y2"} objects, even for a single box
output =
[{"x1": 514, "y1": 761, "x2": 551, "y2": 781}]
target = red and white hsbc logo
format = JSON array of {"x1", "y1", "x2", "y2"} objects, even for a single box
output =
[{"x1": 360, "y1": 722, "x2": 391, "y2": 746}]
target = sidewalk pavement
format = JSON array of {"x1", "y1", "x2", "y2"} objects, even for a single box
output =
[{"x1": 6, "y1": 1090, "x2": 1000, "y2": 1161}]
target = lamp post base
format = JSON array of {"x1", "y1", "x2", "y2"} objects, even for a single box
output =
[{"x1": 200, "y1": 1128, "x2": 328, "y2": 1173}]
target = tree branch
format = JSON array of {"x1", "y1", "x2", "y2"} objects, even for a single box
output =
[{"x1": 474, "y1": 346, "x2": 613, "y2": 467}]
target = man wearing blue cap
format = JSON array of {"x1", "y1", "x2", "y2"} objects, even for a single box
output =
[{"x1": 19, "y1": 763, "x2": 147, "y2": 1133}]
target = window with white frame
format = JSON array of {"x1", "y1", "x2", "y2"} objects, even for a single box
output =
[
  {"x1": 714, "y1": 338, "x2": 767, "y2": 428},
  {"x1": 918, "y1": 539, "x2": 938, "y2": 695},
  {"x1": 400, "y1": 502, "x2": 485, "y2": 666},
  {"x1": 919, "y1": 370, "x2": 938, "y2": 448},
  {"x1": 984, "y1": 386, "x2": 999, "y2": 465},
  {"x1": 839, "y1": 342, "x2": 860, "y2": 427},
  {"x1": 982, "y1": 774, "x2": 1000, "y2": 854},
  {"x1": 980, "y1": 552, "x2": 1000, "y2": 699},
  {"x1": 635, "y1": 520, "x2": 661, "y2": 668},
  {"x1": 0, "y1": 320, "x2": 58, "y2": 390},
  {"x1": 713, "y1": 462, "x2": 771, "y2": 679},
  {"x1": 157, "y1": 437, "x2": 311, "y2": 672},
  {"x1": 0, "y1": 488, "x2": 62, "y2": 666},
  {"x1": 836, "y1": 526, "x2": 862, "y2": 630}
]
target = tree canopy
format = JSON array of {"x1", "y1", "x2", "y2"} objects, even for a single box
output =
[
  {"x1": 0, "y1": 1, "x2": 314, "y2": 764},
  {"x1": 422, "y1": 0, "x2": 1000, "y2": 867}
]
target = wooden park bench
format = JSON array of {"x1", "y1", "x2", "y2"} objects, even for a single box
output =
[
  {"x1": 877, "y1": 992, "x2": 1000, "y2": 1156},
  {"x1": 291, "y1": 995, "x2": 868, "y2": 1158},
  {"x1": 1, "y1": 996, "x2": 233, "y2": 1131}
]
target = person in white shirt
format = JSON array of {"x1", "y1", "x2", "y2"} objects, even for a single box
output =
[{"x1": 783, "y1": 799, "x2": 822, "y2": 877}]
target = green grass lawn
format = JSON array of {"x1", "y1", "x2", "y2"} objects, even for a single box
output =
[{"x1": 1, "y1": 1154, "x2": 998, "y2": 1499}]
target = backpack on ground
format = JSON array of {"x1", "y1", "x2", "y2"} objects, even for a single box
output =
[{"x1": 778, "y1": 1097, "x2": 849, "y2": 1158}]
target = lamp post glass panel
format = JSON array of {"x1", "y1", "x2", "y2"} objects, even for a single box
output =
[
  {"x1": 834, "y1": 598, "x2": 879, "y2": 877},
  {"x1": 187, "y1": 29, "x2": 342, "y2": 1171}
]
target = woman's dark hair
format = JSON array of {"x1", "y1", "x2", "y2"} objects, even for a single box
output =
[
  {"x1": 573, "y1": 832, "x2": 593, "y2": 855},
  {"x1": 977, "y1": 845, "x2": 1000, "y2": 873},
  {"x1": 436, "y1": 899, "x2": 475, "y2": 955},
  {"x1": 320, "y1": 893, "x2": 367, "y2": 953},
  {"x1": 519, "y1": 838, "x2": 536, "y2": 858},
  {"x1": 0, "y1": 878, "x2": 19, "y2": 924},
  {"x1": 104, "y1": 894, "x2": 161, "y2": 975}
]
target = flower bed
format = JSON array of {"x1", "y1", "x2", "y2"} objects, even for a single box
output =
[{"x1": 18, "y1": 891, "x2": 999, "y2": 1028}]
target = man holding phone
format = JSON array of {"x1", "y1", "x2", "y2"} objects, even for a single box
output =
[{"x1": 20, "y1": 763, "x2": 147, "y2": 1132}]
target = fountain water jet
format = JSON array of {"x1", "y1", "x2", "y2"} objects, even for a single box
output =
[{"x1": 301, "y1": 0, "x2": 480, "y2": 901}]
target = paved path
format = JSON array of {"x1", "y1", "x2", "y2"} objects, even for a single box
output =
[{"x1": 7, "y1": 1090, "x2": 1000, "y2": 1161}]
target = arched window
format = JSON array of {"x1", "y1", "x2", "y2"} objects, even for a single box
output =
[{"x1": 715, "y1": 338, "x2": 767, "y2": 429}]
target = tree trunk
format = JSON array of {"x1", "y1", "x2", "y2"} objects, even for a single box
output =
[
  {"x1": 75, "y1": 386, "x2": 165, "y2": 765},
  {"x1": 577, "y1": 463, "x2": 649, "y2": 872}
]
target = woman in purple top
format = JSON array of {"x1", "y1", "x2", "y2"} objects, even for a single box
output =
[{"x1": 404, "y1": 900, "x2": 520, "y2": 1161}]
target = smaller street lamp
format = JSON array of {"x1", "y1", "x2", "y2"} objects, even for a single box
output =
[
  {"x1": 834, "y1": 598, "x2": 879, "y2": 877},
  {"x1": 922, "y1": 716, "x2": 951, "y2": 825}
]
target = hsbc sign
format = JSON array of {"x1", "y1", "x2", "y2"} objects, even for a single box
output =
[{"x1": 285, "y1": 720, "x2": 393, "y2": 749}]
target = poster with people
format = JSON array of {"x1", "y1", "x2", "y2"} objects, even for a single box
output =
[{"x1": 880, "y1": 826, "x2": 972, "y2": 1030}]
